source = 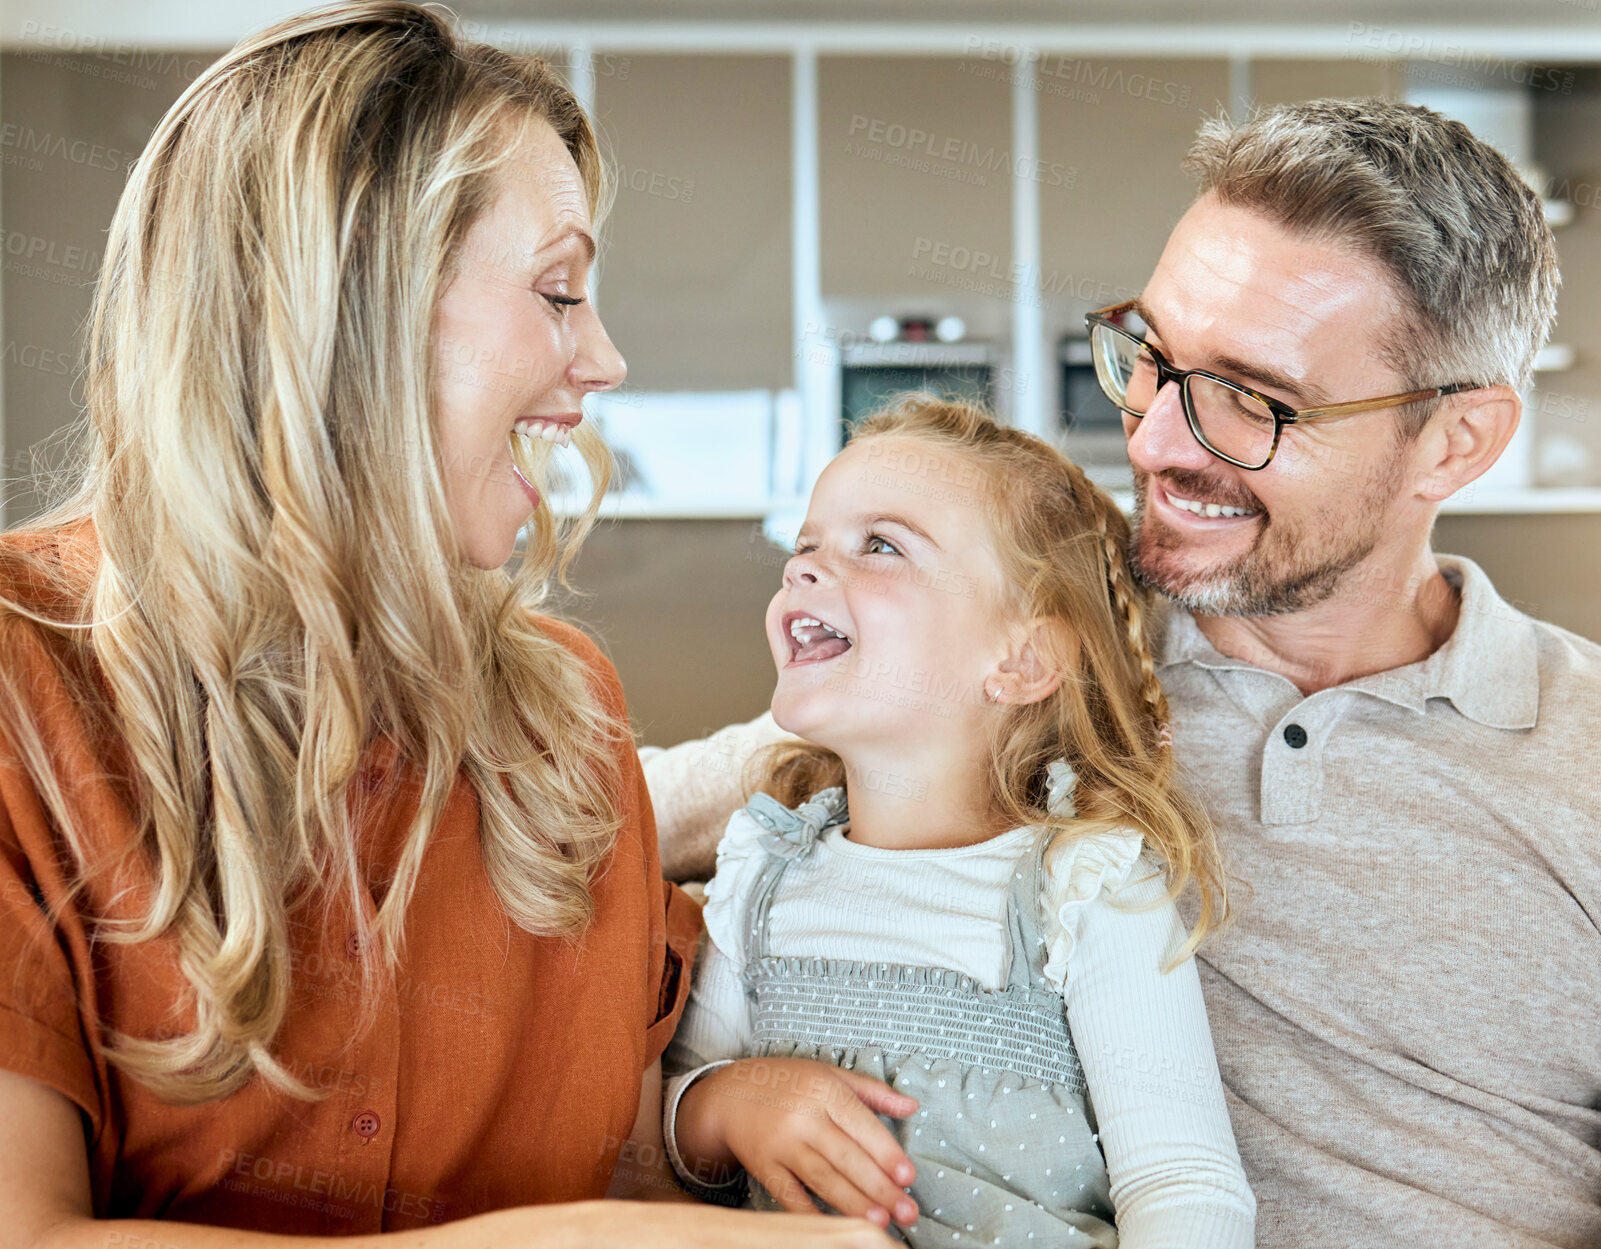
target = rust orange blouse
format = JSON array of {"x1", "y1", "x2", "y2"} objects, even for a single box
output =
[{"x1": 0, "y1": 521, "x2": 703, "y2": 1234}]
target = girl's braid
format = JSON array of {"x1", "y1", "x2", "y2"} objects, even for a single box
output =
[{"x1": 1062, "y1": 458, "x2": 1173, "y2": 754}]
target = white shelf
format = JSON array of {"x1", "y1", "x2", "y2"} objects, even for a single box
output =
[
  {"x1": 545, "y1": 485, "x2": 1601, "y2": 523},
  {"x1": 546, "y1": 494, "x2": 807, "y2": 522},
  {"x1": 1436, "y1": 487, "x2": 1601, "y2": 515}
]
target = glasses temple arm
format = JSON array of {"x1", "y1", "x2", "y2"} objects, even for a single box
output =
[{"x1": 1287, "y1": 383, "x2": 1479, "y2": 423}]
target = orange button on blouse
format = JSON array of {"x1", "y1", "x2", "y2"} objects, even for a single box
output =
[{"x1": 0, "y1": 524, "x2": 703, "y2": 1235}]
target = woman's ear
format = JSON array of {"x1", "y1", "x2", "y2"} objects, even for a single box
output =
[{"x1": 987, "y1": 617, "x2": 1075, "y2": 707}]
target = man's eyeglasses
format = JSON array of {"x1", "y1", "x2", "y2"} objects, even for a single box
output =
[{"x1": 1084, "y1": 299, "x2": 1480, "y2": 470}]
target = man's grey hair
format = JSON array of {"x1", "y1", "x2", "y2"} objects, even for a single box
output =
[{"x1": 1184, "y1": 97, "x2": 1560, "y2": 434}]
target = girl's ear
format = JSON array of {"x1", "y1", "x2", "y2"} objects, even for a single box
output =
[{"x1": 988, "y1": 617, "x2": 1075, "y2": 707}]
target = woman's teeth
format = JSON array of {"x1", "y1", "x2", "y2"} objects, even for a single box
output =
[
  {"x1": 513, "y1": 418, "x2": 573, "y2": 449},
  {"x1": 1165, "y1": 489, "x2": 1257, "y2": 519}
]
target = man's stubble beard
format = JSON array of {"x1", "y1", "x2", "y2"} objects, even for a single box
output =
[{"x1": 1126, "y1": 459, "x2": 1404, "y2": 618}]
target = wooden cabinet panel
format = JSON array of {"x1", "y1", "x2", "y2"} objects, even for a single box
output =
[
  {"x1": 819, "y1": 56, "x2": 1012, "y2": 302},
  {"x1": 594, "y1": 55, "x2": 793, "y2": 391},
  {"x1": 1035, "y1": 58, "x2": 1228, "y2": 323}
]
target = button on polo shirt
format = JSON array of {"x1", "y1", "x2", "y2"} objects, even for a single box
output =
[{"x1": 1153, "y1": 633, "x2": 1357, "y2": 829}]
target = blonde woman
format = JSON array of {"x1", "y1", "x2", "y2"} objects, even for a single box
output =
[{"x1": 0, "y1": 5, "x2": 888, "y2": 1248}]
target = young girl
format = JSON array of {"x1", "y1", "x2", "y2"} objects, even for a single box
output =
[{"x1": 659, "y1": 395, "x2": 1254, "y2": 1247}]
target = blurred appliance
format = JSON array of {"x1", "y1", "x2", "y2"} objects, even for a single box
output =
[
  {"x1": 840, "y1": 339, "x2": 994, "y2": 437},
  {"x1": 1058, "y1": 335, "x2": 1132, "y2": 476}
]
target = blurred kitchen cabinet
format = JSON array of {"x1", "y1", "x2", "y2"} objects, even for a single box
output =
[
  {"x1": 818, "y1": 56, "x2": 1012, "y2": 303},
  {"x1": 593, "y1": 55, "x2": 793, "y2": 391},
  {"x1": 1037, "y1": 56, "x2": 1230, "y2": 339},
  {"x1": 1251, "y1": 57, "x2": 1402, "y2": 107}
]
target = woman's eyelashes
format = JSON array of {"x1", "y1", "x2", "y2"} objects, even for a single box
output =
[{"x1": 535, "y1": 267, "x2": 588, "y2": 315}]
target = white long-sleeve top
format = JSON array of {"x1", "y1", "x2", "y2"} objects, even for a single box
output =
[{"x1": 663, "y1": 809, "x2": 1255, "y2": 1248}]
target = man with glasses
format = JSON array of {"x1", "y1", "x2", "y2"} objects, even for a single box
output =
[{"x1": 645, "y1": 98, "x2": 1600, "y2": 1247}]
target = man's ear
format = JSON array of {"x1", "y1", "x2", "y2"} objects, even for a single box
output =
[
  {"x1": 987, "y1": 617, "x2": 1076, "y2": 707},
  {"x1": 1410, "y1": 384, "x2": 1522, "y2": 503}
]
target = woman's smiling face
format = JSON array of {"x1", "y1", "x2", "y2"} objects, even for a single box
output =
[
  {"x1": 432, "y1": 116, "x2": 626, "y2": 569},
  {"x1": 765, "y1": 434, "x2": 1014, "y2": 753}
]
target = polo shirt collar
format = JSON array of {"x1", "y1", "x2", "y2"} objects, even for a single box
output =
[{"x1": 1158, "y1": 555, "x2": 1539, "y2": 731}]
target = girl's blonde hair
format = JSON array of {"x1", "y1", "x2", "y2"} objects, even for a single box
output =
[
  {"x1": 754, "y1": 394, "x2": 1230, "y2": 960},
  {"x1": 0, "y1": 2, "x2": 625, "y2": 1103}
]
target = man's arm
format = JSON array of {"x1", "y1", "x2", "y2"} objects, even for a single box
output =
[{"x1": 640, "y1": 712, "x2": 797, "y2": 882}]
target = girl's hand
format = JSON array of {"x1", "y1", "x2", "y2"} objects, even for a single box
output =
[{"x1": 681, "y1": 1057, "x2": 921, "y2": 1231}]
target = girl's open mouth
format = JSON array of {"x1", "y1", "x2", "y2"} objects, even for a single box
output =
[{"x1": 783, "y1": 610, "x2": 853, "y2": 665}]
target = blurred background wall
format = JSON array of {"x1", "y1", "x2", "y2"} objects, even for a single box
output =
[{"x1": 5, "y1": 2, "x2": 1600, "y2": 745}]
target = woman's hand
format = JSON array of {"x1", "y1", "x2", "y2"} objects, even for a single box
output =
[
  {"x1": 559, "y1": 1200, "x2": 900, "y2": 1248},
  {"x1": 677, "y1": 1058, "x2": 921, "y2": 1232}
]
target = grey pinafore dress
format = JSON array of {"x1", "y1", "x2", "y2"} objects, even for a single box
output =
[{"x1": 733, "y1": 787, "x2": 1117, "y2": 1247}]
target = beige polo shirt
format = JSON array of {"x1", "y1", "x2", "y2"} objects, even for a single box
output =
[
  {"x1": 1158, "y1": 554, "x2": 1601, "y2": 1249},
  {"x1": 643, "y1": 554, "x2": 1601, "y2": 1249}
]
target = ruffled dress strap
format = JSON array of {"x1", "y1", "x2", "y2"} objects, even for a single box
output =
[
  {"x1": 699, "y1": 786, "x2": 849, "y2": 984},
  {"x1": 998, "y1": 756, "x2": 1096, "y2": 993}
]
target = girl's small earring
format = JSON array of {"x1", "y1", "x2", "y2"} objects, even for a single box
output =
[{"x1": 984, "y1": 683, "x2": 1000, "y2": 704}]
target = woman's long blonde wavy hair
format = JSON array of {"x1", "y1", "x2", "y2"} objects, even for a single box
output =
[
  {"x1": 0, "y1": 2, "x2": 627, "y2": 1102},
  {"x1": 754, "y1": 395, "x2": 1230, "y2": 961}
]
